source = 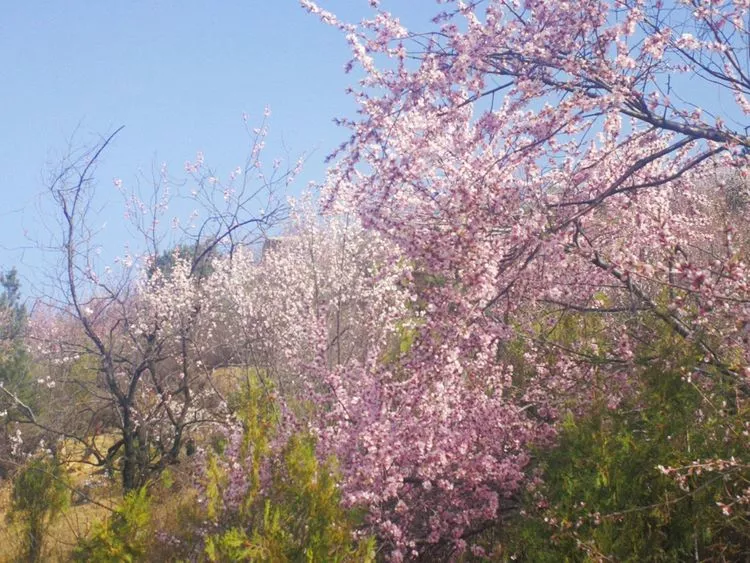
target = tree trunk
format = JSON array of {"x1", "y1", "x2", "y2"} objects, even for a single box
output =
[{"x1": 121, "y1": 411, "x2": 139, "y2": 492}]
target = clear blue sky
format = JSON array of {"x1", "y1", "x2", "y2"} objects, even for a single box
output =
[{"x1": 0, "y1": 1, "x2": 436, "y2": 293}]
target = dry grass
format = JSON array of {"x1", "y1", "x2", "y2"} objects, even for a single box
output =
[
  {"x1": 0, "y1": 480, "x2": 113, "y2": 562},
  {"x1": 0, "y1": 433, "x2": 207, "y2": 562},
  {"x1": 0, "y1": 436, "x2": 120, "y2": 562}
]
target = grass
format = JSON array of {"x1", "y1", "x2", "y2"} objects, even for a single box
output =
[{"x1": 0, "y1": 436, "x2": 119, "y2": 562}]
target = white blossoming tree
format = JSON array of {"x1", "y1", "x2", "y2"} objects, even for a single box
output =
[{"x1": 10, "y1": 121, "x2": 292, "y2": 492}]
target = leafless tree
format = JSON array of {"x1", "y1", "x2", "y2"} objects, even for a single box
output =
[{"x1": 6, "y1": 123, "x2": 292, "y2": 492}]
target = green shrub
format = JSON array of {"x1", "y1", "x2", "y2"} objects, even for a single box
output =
[
  {"x1": 9, "y1": 456, "x2": 70, "y2": 562},
  {"x1": 491, "y1": 361, "x2": 750, "y2": 562},
  {"x1": 204, "y1": 373, "x2": 375, "y2": 562},
  {"x1": 72, "y1": 487, "x2": 151, "y2": 562}
]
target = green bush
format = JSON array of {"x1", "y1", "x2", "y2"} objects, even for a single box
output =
[
  {"x1": 491, "y1": 359, "x2": 750, "y2": 562},
  {"x1": 72, "y1": 487, "x2": 151, "y2": 562},
  {"x1": 204, "y1": 373, "x2": 375, "y2": 562},
  {"x1": 9, "y1": 456, "x2": 70, "y2": 562}
]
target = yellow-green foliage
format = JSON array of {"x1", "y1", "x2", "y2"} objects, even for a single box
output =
[
  {"x1": 381, "y1": 320, "x2": 419, "y2": 366},
  {"x1": 9, "y1": 457, "x2": 70, "y2": 563},
  {"x1": 205, "y1": 374, "x2": 375, "y2": 562},
  {"x1": 72, "y1": 487, "x2": 151, "y2": 563},
  {"x1": 488, "y1": 351, "x2": 750, "y2": 561}
]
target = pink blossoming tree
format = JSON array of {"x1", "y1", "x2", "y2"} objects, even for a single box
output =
[{"x1": 301, "y1": 0, "x2": 750, "y2": 557}]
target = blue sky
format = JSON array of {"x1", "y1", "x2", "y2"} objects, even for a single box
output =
[{"x1": 0, "y1": 1, "x2": 436, "y2": 292}]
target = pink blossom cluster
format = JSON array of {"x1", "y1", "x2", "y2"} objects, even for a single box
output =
[{"x1": 302, "y1": 0, "x2": 750, "y2": 556}]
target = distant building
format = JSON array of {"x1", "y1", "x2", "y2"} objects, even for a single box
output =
[{"x1": 261, "y1": 237, "x2": 284, "y2": 261}]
